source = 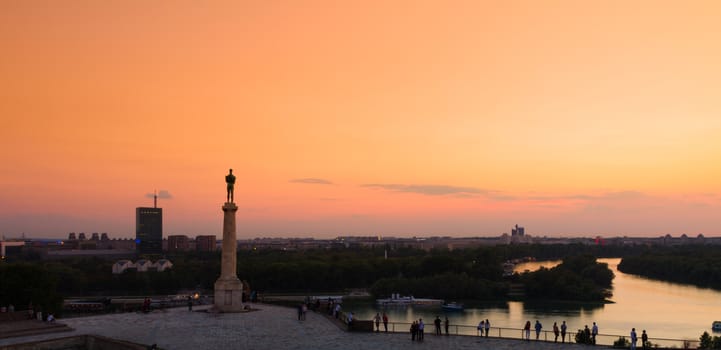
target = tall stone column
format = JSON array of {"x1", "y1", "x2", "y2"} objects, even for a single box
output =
[{"x1": 214, "y1": 202, "x2": 244, "y2": 312}]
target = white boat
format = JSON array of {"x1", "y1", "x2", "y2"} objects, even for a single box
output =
[
  {"x1": 712, "y1": 321, "x2": 721, "y2": 331},
  {"x1": 376, "y1": 293, "x2": 443, "y2": 306},
  {"x1": 441, "y1": 302, "x2": 464, "y2": 311},
  {"x1": 376, "y1": 294, "x2": 413, "y2": 305}
]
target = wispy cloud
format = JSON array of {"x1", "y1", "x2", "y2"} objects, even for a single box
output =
[
  {"x1": 527, "y1": 191, "x2": 647, "y2": 202},
  {"x1": 290, "y1": 178, "x2": 333, "y2": 185},
  {"x1": 145, "y1": 190, "x2": 173, "y2": 199},
  {"x1": 361, "y1": 184, "x2": 485, "y2": 196}
]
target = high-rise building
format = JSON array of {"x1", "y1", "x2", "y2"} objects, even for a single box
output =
[
  {"x1": 136, "y1": 207, "x2": 163, "y2": 254},
  {"x1": 196, "y1": 235, "x2": 217, "y2": 252},
  {"x1": 511, "y1": 224, "x2": 525, "y2": 236},
  {"x1": 167, "y1": 235, "x2": 190, "y2": 252}
]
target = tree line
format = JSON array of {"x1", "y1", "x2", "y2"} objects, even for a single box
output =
[
  {"x1": 517, "y1": 254, "x2": 614, "y2": 301},
  {"x1": 618, "y1": 245, "x2": 721, "y2": 290},
  {"x1": 0, "y1": 243, "x2": 627, "y2": 313}
]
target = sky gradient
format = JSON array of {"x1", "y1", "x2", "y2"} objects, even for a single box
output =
[{"x1": 2, "y1": 1, "x2": 721, "y2": 239}]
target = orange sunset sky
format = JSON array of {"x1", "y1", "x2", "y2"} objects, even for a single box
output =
[{"x1": 2, "y1": 1, "x2": 721, "y2": 239}]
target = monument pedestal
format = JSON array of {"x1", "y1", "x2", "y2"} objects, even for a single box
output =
[
  {"x1": 214, "y1": 277, "x2": 244, "y2": 312},
  {"x1": 214, "y1": 202, "x2": 244, "y2": 312}
]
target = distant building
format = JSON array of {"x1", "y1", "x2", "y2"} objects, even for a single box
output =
[
  {"x1": 510, "y1": 224, "x2": 532, "y2": 244},
  {"x1": 511, "y1": 224, "x2": 525, "y2": 236},
  {"x1": 0, "y1": 240, "x2": 26, "y2": 259},
  {"x1": 136, "y1": 207, "x2": 163, "y2": 254},
  {"x1": 167, "y1": 235, "x2": 190, "y2": 252},
  {"x1": 196, "y1": 235, "x2": 217, "y2": 252}
]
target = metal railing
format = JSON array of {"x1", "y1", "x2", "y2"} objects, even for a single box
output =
[{"x1": 373, "y1": 322, "x2": 699, "y2": 349}]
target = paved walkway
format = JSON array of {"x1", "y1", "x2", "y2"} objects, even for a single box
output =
[
  {"x1": 0, "y1": 304, "x2": 600, "y2": 350},
  {"x1": 0, "y1": 319, "x2": 72, "y2": 339}
]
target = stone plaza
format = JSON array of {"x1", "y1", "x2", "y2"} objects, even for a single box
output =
[{"x1": 0, "y1": 303, "x2": 597, "y2": 350}]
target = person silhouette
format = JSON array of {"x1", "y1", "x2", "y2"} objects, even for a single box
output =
[{"x1": 226, "y1": 169, "x2": 236, "y2": 202}]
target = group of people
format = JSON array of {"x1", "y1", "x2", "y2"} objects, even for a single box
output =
[
  {"x1": 552, "y1": 320, "x2": 569, "y2": 343},
  {"x1": 14, "y1": 302, "x2": 54, "y2": 322},
  {"x1": 434, "y1": 316, "x2": 450, "y2": 335},
  {"x1": 409, "y1": 316, "x2": 455, "y2": 340},
  {"x1": 304, "y1": 303, "x2": 653, "y2": 349},
  {"x1": 409, "y1": 318, "x2": 425, "y2": 341},
  {"x1": 528, "y1": 320, "x2": 650, "y2": 349},
  {"x1": 527, "y1": 320, "x2": 595, "y2": 344},
  {"x1": 572, "y1": 322, "x2": 600, "y2": 344},
  {"x1": 373, "y1": 312, "x2": 389, "y2": 332},
  {"x1": 324, "y1": 299, "x2": 342, "y2": 319},
  {"x1": 476, "y1": 319, "x2": 491, "y2": 336},
  {"x1": 523, "y1": 320, "x2": 543, "y2": 341},
  {"x1": 630, "y1": 328, "x2": 650, "y2": 350}
]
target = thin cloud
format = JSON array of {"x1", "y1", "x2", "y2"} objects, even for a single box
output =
[
  {"x1": 290, "y1": 178, "x2": 333, "y2": 185},
  {"x1": 362, "y1": 184, "x2": 485, "y2": 196},
  {"x1": 145, "y1": 190, "x2": 173, "y2": 199},
  {"x1": 528, "y1": 191, "x2": 647, "y2": 202}
]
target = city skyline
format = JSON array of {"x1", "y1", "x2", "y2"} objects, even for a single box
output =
[{"x1": 2, "y1": 1, "x2": 721, "y2": 239}]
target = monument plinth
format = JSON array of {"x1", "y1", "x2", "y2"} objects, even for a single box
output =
[
  {"x1": 214, "y1": 202, "x2": 243, "y2": 312},
  {"x1": 214, "y1": 169, "x2": 244, "y2": 312}
]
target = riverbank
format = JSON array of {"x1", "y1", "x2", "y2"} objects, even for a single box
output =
[{"x1": 0, "y1": 303, "x2": 601, "y2": 350}]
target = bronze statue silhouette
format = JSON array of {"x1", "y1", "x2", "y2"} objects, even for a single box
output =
[{"x1": 225, "y1": 169, "x2": 236, "y2": 203}]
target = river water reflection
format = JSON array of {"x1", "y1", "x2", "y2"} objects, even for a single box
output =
[{"x1": 347, "y1": 258, "x2": 721, "y2": 341}]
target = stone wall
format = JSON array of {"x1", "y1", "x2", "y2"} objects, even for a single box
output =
[{"x1": 1, "y1": 335, "x2": 149, "y2": 350}]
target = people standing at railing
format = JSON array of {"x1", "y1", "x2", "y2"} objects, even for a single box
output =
[
  {"x1": 641, "y1": 330, "x2": 648, "y2": 350},
  {"x1": 374, "y1": 313, "x2": 381, "y2": 332},
  {"x1": 478, "y1": 320, "x2": 485, "y2": 336},
  {"x1": 630, "y1": 328, "x2": 638, "y2": 350},
  {"x1": 592, "y1": 322, "x2": 598, "y2": 345},
  {"x1": 418, "y1": 318, "x2": 426, "y2": 341},
  {"x1": 382, "y1": 312, "x2": 388, "y2": 332},
  {"x1": 524, "y1": 320, "x2": 531, "y2": 340},
  {"x1": 561, "y1": 320, "x2": 568, "y2": 343},
  {"x1": 444, "y1": 316, "x2": 449, "y2": 335},
  {"x1": 535, "y1": 320, "x2": 543, "y2": 340},
  {"x1": 410, "y1": 320, "x2": 418, "y2": 341},
  {"x1": 346, "y1": 312, "x2": 354, "y2": 330},
  {"x1": 485, "y1": 319, "x2": 490, "y2": 337},
  {"x1": 434, "y1": 316, "x2": 442, "y2": 335},
  {"x1": 584, "y1": 325, "x2": 592, "y2": 344},
  {"x1": 553, "y1": 322, "x2": 560, "y2": 342}
]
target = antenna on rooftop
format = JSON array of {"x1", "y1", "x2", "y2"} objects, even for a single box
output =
[{"x1": 154, "y1": 190, "x2": 158, "y2": 208}]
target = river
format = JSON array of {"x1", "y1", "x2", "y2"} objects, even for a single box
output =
[{"x1": 345, "y1": 258, "x2": 721, "y2": 343}]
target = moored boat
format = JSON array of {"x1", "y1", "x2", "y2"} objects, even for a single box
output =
[
  {"x1": 441, "y1": 302, "x2": 464, "y2": 311},
  {"x1": 376, "y1": 293, "x2": 443, "y2": 306}
]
